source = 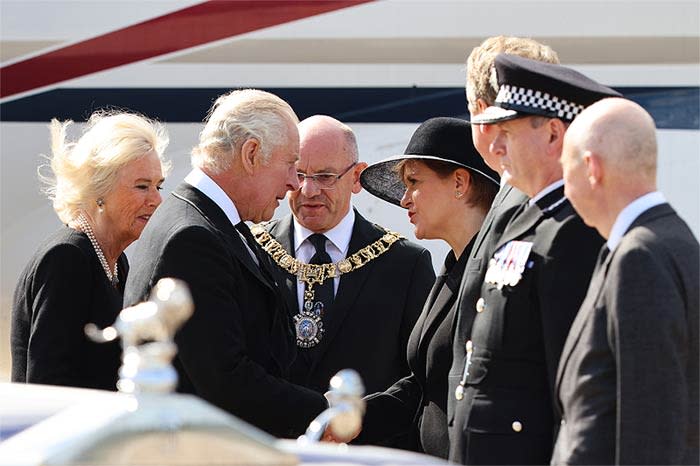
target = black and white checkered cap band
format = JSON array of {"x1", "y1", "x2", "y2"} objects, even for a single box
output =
[{"x1": 496, "y1": 84, "x2": 585, "y2": 121}]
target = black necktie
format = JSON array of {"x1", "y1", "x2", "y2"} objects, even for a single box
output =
[
  {"x1": 236, "y1": 222, "x2": 275, "y2": 282},
  {"x1": 307, "y1": 233, "x2": 334, "y2": 314},
  {"x1": 594, "y1": 245, "x2": 611, "y2": 275}
]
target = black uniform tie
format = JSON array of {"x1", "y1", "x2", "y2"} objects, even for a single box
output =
[{"x1": 307, "y1": 233, "x2": 334, "y2": 313}]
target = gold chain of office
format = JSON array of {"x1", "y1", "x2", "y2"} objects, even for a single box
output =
[{"x1": 249, "y1": 224, "x2": 404, "y2": 287}]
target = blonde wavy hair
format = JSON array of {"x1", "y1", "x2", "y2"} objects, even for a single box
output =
[
  {"x1": 41, "y1": 110, "x2": 170, "y2": 224},
  {"x1": 191, "y1": 89, "x2": 299, "y2": 175}
]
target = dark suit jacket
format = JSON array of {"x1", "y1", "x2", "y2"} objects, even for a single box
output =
[
  {"x1": 265, "y1": 211, "x2": 434, "y2": 398},
  {"x1": 448, "y1": 184, "x2": 528, "y2": 450},
  {"x1": 12, "y1": 226, "x2": 128, "y2": 390},
  {"x1": 552, "y1": 203, "x2": 699, "y2": 465},
  {"x1": 449, "y1": 185, "x2": 604, "y2": 465},
  {"x1": 359, "y1": 243, "x2": 470, "y2": 459},
  {"x1": 124, "y1": 184, "x2": 327, "y2": 438}
]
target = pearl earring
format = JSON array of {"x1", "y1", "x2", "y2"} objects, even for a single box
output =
[
  {"x1": 96, "y1": 198, "x2": 104, "y2": 213},
  {"x1": 455, "y1": 191, "x2": 462, "y2": 198}
]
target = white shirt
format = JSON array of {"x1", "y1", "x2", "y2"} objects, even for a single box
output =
[
  {"x1": 529, "y1": 179, "x2": 565, "y2": 207},
  {"x1": 607, "y1": 191, "x2": 666, "y2": 252},
  {"x1": 184, "y1": 168, "x2": 241, "y2": 226},
  {"x1": 184, "y1": 168, "x2": 258, "y2": 263},
  {"x1": 293, "y1": 208, "x2": 355, "y2": 311}
]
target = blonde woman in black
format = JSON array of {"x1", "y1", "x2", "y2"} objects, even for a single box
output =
[{"x1": 11, "y1": 111, "x2": 169, "y2": 390}]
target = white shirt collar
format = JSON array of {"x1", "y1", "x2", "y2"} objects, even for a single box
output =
[
  {"x1": 607, "y1": 191, "x2": 666, "y2": 251},
  {"x1": 529, "y1": 179, "x2": 565, "y2": 206},
  {"x1": 184, "y1": 168, "x2": 241, "y2": 227},
  {"x1": 293, "y1": 208, "x2": 355, "y2": 258}
]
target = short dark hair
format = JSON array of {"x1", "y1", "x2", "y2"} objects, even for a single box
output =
[{"x1": 396, "y1": 159, "x2": 498, "y2": 212}]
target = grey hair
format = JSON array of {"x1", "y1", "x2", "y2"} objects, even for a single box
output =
[
  {"x1": 191, "y1": 89, "x2": 299, "y2": 174},
  {"x1": 40, "y1": 110, "x2": 170, "y2": 224}
]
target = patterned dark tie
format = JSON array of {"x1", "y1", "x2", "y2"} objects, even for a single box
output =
[{"x1": 307, "y1": 233, "x2": 334, "y2": 314}]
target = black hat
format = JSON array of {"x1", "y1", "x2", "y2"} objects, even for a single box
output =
[
  {"x1": 360, "y1": 117, "x2": 499, "y2": 207},
  {"x1": 471, "y1": 54, "x2": 622, "y2": 124}
]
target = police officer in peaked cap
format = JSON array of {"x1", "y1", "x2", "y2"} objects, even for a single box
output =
[{"x1": 448, "y1": 54, "x2": 621, "y2": 465}]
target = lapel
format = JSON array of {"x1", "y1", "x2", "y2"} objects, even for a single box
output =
[
  {"x1": 553, "y1": 204, "x2": 674, "y2": 398},
  {"x1": 171, "y1": 184, "x2": 273, "y2": 291},
  {"x1": 492, "y1": 185, "x2": 568, "y2": 252},
  {"x1": 416, "y1": 250, "x2": 468, "y2": 361},
  {"x1": 267, "y1": 215, "x2": 300, "y2": 317},
  {"x1": 554, "y1": 245, "x2": 614, "y2": 398},
  {"x1": 308, "y1": 211, "x2": 383, "y2": 372},
  {"x1": 470, "y1": 184, "x2": 512, "y2": 257}
]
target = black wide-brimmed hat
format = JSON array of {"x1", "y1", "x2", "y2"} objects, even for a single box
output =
[
  {"x1": 360, "y1": 117, "x2": 499, "y2": 207},
  {"x1": 470, "y1": 53, "x2": 622, "y2": 125}
]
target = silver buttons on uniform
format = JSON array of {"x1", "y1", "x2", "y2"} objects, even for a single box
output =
[
  {"x1": 476, "y1": 297, "x2": 486, "y2": 313},
  {"x1": 512, "y1": 421, "x2": 522, "y2": 432},
  {"x1": 455, "y1": 340, "x2": 474, "y2": 401}
]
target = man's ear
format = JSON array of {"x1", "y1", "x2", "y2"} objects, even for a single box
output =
[
  {"x1": 240, "y1": 138, "x2": 261, "y2": 175},
  {"x1": 475, "y1": 98, "x2": 489, "y2": 113},
  {"x1": 583, "y1": 151, "x2": 603, "y2": 188},
  {"x1": 351, "y1": 162, "x2": 368, "y2": 194},
  {"x1": 546, "y1": 118, "x2": 567, "y2": 159}
]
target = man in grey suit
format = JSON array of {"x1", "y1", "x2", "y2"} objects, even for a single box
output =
[{"x1": 553, "y1": 97, "x2": 699, "y2": 465}]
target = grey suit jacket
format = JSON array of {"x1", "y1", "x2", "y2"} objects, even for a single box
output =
[{"x1": 552, "y1": 203, "x2": 699, "y2": 465}]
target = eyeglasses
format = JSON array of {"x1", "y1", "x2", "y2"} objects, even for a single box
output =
[{"x1": 296, "y1": 162, "x2": 357, "y2": 190}]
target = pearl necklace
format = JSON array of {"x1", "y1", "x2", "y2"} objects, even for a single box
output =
[{"x1": 76, "y1": 213, "x2": 118, "y2": 286}]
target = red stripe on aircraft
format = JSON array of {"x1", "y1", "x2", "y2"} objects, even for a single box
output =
[{"x1": 0, "y1": 0, "x2": 374, "y2": 99}]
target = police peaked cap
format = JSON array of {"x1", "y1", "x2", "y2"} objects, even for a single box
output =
[{"x1": 470, "y1": 53, "x2": 622, "y2": 124}]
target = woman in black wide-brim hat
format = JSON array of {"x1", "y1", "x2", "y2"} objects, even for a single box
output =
[{"x1": 351, "y1": 117, "x2": 499, "y2": 458}]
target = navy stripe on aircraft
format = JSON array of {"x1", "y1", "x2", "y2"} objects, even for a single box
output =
[{"x1": 0, "y1": 87, "x2": 697, "y2": 130}]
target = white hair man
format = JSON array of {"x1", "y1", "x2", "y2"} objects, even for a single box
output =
[{"x1": 124, "y1": 89, "x2": 327, "y2": 438}]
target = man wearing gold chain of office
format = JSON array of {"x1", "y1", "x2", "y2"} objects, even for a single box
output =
[{"x1": 259, "y1": 116, "x2": 434, "y2": 445}]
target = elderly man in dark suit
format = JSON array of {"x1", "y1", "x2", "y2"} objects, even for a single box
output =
[
  {"x1": 552, "y1": 97, "x2": 699, "y2": 465},
  {"x1": 448, "y1": 55, "x2": 621, "y2": 465},
  {"x1": 124, "y1": 89, "x2": 327, "y2": 438},
  {"x1": 259, "y1": 115, "x2": 434, "y2": 414}
]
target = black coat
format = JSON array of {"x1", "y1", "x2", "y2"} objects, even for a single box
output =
[
  {"x1": 449, "y1": 185, "x2": 604, "y2": 465},
  {"x1": 11, "y1": 226, "x2": 128, "y2": 390},
  {"x1": 124, "y1": 184, "x2": 327, "y2": 438},
  {"x1": 448, "y1": 184, "x2": 528, "y2": 440},
  {"x1": 552, "y1": 204, "x2": 699, "y2": 465},
  {"x1": 265, "y1": 212, "x2": 434, "y2": 397},
  {"x1": 358, "y1": 242, "x2": 470, "y2": 459}
]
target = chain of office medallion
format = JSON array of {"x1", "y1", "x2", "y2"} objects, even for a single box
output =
[{"x1": 249, "y1": 224, "x2": 404, "y2": 287}]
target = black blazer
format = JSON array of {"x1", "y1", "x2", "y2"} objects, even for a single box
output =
[
  {"x1": 358, "y1": 242, "x2": 471, "y2": 459},
  {"x1": 448, "y1": 185, "x2": 528, "y2": 439},
  {"x1": 11, "y1": 226, "x2": 128, "y2": 390},
  {"x1": 449, "y1": 186, "x2": 604, "y2": 465},
  {"x1": 124, "y1": 184, "x2": 327, "y2": 438},
  {"x1": 552, "y1": 203, "x2": 699, "y2": 465},
  {"x1": 265, "y1": 211, "x2": 435, "y2": 397}
]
